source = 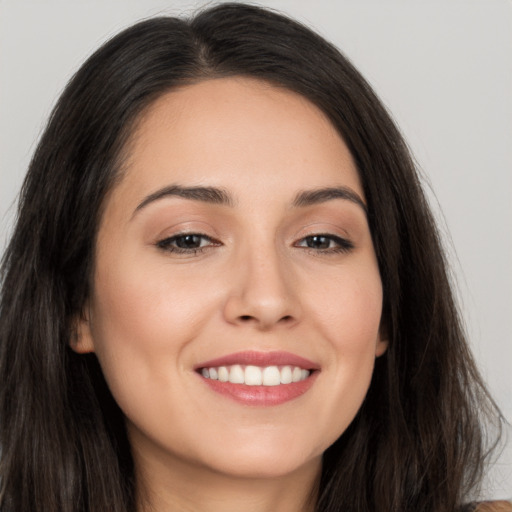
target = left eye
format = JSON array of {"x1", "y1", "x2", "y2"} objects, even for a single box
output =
[
  {"x1": 296, "y1": 234, "x2": 353, "y2": 252},
  {"x1": 157, "y1": 233, "x2": 217, "y2": 252}
]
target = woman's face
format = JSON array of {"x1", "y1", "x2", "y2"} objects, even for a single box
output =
[{"x1": 75, "y1": 77, "x2": 386, "y2": 481}]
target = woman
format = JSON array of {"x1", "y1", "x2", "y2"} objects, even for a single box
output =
[{"x1": 0, "y1": 3, "x2": 508, "y2": 511}]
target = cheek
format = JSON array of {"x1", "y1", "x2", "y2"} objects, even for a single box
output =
[
  {"x1": 303, "y1": 264, "x2": 383, "y2": 439},
  {"x1": 91, "y1": 252, "x2": 218, "y2": 344},
  {"x1": 308, "y1": 262, "x2": 383, "y2": 350},
  {"x1": 87, "y1": 254, "x2": 220, "y2": 405}
]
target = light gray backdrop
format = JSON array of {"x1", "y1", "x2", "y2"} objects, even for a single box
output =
[{"x1": 1, "y1": 0, "x2": 511, "y2": 498}]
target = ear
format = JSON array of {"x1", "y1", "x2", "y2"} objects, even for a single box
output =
[
  {"x1": 375, "y1": 322, "x2": 389, "y2": 358},
  {"x1": 69, "y1": 306, "x2": 95, "y2": 354}
]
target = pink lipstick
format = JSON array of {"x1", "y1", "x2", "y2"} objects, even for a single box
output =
[
  {"x1": 196, "y1": 350, "x2": 319, "y2": 370},
  {"x1": 195, "y1": 351, "x2": 319, "y2": 406}
]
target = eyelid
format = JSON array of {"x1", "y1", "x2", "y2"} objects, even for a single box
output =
[
  {"x1": 291, "y1": 220, "x2": 353, "y2": 243},
  {"x1": 156, "y1": 232, "x2": 222, "y2": 255},
  {"x1": 294, "y1": 233, "x2": 354, "y2": 253}
]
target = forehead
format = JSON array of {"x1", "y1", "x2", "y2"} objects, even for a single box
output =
[{"x1": 114, "y1": 77, "x2": 362, "y2": 209}]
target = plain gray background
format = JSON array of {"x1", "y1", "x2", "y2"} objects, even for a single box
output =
[{"x1": 1, "y1": 0, "x2": 511, "y2": 498}]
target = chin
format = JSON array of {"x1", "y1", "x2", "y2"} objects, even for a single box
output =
[
  {"x1": 188, "y1": 429, "x2": 325, "y2": 480},
  {"x1": 204, "y1": 450, "x2": 321, "y2": 480}
]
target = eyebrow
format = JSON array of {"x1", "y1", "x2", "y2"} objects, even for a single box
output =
[
  {"x1": 132, "y1": 184, "x2": 367, "y2": 218},
  {"x1": 292, "y1": 187, "x2": 367, "y2": 214},
  {"x1": 133, "y1": 185, "x2": 235, "y2": 216}
]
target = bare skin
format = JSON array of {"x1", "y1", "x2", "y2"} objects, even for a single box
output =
[
  {"x1": 135, "y1": 446, "x2": 320, "y2": 512},
  {"x1": 73, "y1": 77, "x2": 386, "y2": 512},
  {"x1": 475, "y1": 503, "x2": 512, "y2": 512}
]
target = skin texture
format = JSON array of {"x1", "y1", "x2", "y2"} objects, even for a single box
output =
[
  {"x1": 73, "y1": 77, "x2": 387, "y2": 512},
  {"x1": 475, "y1": 503, "x2": 512, "y2": 512}
]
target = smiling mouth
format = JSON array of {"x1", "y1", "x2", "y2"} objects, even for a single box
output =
[
  {"x1": 195, "y1": 351, "x2": 319, "y2": 406},
  {"x1": 199, "y1": 364, "x2": 311, "y2": 386}
]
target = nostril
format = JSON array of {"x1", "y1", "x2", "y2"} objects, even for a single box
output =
[{"x1": 238, "y1": 314, "x2": 293, "y2": 323}]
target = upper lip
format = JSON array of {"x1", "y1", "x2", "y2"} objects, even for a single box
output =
[{"x1": 194, "y1": 350, "x2": 320, "y2": 370}]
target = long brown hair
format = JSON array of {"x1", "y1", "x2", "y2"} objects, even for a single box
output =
[{"x1": 0, "y1": 3, "x2": 504, "y2": 511}]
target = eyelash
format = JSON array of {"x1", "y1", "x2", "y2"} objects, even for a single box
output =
[
  {"x1": 294, "y1": 234, "x2": 354, "y2": 254},
  {"x1": 156, "y1": 233, "x2": 220, "y2": 255},
  {"x1": 156, "y1": 233, "x2": 354, "y2": 255}
]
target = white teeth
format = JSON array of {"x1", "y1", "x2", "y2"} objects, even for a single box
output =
[
  {"x1": 262, "y1": 366, "x2": 280, "y2": 386},
  {"x1": 245, "y1": 365, "x2": 263, "y2": 385},
  {"x1": 218, "y1": 366, "x2": 229, "y2": 382},
  {"x1": 228, "y1": 365, "x2": 244, "y2": 384},
  {"x1": 201, "y1": 364, "x2": 311, "y2": 386},
  {"x1": 280, "y1": 366, "x2": 292, "y2": 384}
]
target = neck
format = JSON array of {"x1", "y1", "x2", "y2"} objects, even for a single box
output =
[{"x1": 134, "y1": 446, "x2": 321, "y2": 512}]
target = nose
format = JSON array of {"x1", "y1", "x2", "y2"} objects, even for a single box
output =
[{"x1": 222, "y1": 246, "x2": 301, "y2": 330}]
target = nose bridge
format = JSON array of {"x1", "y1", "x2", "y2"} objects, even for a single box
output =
[{"x1": 223, "y1": 234, "x2": 300, "y2": 329}]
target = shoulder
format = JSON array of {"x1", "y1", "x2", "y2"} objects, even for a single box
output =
[{"x1": 473, "y1": 501, "x2": 512, "y2": 512}]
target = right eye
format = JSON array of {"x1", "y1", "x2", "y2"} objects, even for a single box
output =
[{"x1": 156, "y1": 233, "x2": 220, "y2": 254}]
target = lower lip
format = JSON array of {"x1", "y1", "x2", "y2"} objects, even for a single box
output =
[{"x1": 199, "y1": 372, "x2": 318, "y2": 406}]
